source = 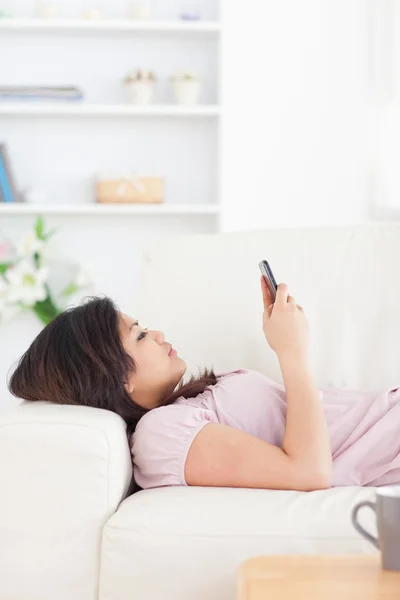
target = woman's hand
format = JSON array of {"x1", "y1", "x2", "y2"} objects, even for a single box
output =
[{"x1": 261, "y1": 276, "x2": 309, "y2": 361}]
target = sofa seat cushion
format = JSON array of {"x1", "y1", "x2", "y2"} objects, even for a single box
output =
[{"x1": 100, "y1": 486, "x2": 378, "y2": 600}]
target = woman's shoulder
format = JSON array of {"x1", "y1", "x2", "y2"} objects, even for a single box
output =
[
  {"x1": 130, "y1": 400, "x2": 219, "y2": 489},
  {"x1": 131, "y1": 402, "x2": 217, "y2": 445},
  {"x1": 133, "y1": 402, "x2": 189, "y2": 434}
]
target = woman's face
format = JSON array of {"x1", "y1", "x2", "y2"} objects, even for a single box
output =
[{"x1": 118, "y1": 313, "x2": 187, "y2": 410}]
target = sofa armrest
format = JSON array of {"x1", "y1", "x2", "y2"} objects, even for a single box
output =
[{"x1": 0, "y1": 401, "x2": 133, "y2": 600}]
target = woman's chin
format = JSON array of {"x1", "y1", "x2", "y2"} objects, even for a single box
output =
[
  {"x1": 178, "y1": 356, "x2": 187, "y2": 369},
  {"x1": 175, "y1": 356, "x2": 187, "y2": 373}
]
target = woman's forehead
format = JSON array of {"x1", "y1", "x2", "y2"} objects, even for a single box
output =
[{"x1": 119, "y1": 313, "x2": 136, "y2": 331}]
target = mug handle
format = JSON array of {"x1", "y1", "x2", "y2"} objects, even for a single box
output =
[{"x1": 351, "y1": 501, "x2": 380, "y2": 549}]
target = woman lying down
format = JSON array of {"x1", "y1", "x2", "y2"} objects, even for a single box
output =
[{"x1": 8, "y1": 277, "x2": 400, "y2": 491}]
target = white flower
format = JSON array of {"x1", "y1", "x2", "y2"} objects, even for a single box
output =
[
  {"x1": 17, "y1": 233, "x2": 45, "y2": 258},
  {"x1": 0, "y1": 242, "x2": 11, "y2": 260},
  {"x1": 0, "y1": 300, "x2": 23, "y2": 323},
  {"x1": 0, "y1": 274, "x2": 7, "y2": 294},
  {"x1": 0, "y1": 286, "x2": 8, "y2": 315},
  {"x1": 76, "y1": 267, "x2": 93, "y2": 289},
  {"x1": 0, "y1": 275, "x2": 21, "y2": 322},
  {"x1": 0, "y1": 275, "x2": 10, "y2": 305},
  {"x1": 5, "y1": 259, "x2": 49, "y2": 306}
]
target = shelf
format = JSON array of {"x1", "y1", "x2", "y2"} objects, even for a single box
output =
[
  {"x1": 0, "y1": 18, "x2": 220, "y2": 35},
  {"x1": 0, "y1": 203, "x2": 220, "y2": 216},
  {"x1": 0, "y1": 103, "x2": 220, "y2": 118}
]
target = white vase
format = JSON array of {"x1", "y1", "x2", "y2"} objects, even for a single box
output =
[
  {"x1": 82, "y1": 9, "x2": 103, "y2": 20},
  {"x1": 36, "y1": 1, "x2": 59, "y2": 18},
  {"x1": 172, "y1": 79, "x2": 202, "y2": 105},
  {"x1": 129, "y1": 1, "x2": 152, "y2": 20},
  {"x1": 126, "y1": 81, "x2": 155, "y2": 105}
]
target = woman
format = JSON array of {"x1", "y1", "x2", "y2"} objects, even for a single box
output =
[{"x1": 8, "y1": 278, "x2": 400, "y2": 491}]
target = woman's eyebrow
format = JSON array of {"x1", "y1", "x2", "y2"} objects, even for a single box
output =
[{"x1": 129, "y1": 320, "x2": 139, "y2": 331}]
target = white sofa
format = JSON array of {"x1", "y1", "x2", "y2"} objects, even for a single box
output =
[{"x1": 3, "y1": 222, "x2": 399, "y2": 600}]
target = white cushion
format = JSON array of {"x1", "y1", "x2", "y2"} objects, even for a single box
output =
[
  {"x1": 100, "y1": 486, "x2": 378, "y2": 600},
  {"x1": 0, "y1": 401, "x2": 132, "y2": 600},
  {"x1": 137, "y1": 223, "x2": 400, "y2": 390}
]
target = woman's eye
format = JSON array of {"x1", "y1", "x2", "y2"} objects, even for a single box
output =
[{"x1": 138, "y1": 330, "x2": 148, "y2": 340}]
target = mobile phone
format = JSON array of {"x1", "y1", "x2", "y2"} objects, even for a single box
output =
[{"x1": 259, "y1": 260, "x2": 278, "y2": 301}]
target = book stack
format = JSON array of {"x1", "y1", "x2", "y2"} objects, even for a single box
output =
[
  {"x1": 0, "y1": 86, "x2": 84, "y2": 102},
  {"x1": 0, "y1": 145, "x2": 20, "y2": 203}
]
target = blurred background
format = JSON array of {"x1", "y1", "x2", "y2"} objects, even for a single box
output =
[{"x1": 0, "y1": 0, "x2": 399, "y2": 408}]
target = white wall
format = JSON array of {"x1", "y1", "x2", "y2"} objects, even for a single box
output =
[
  {"x1": 220, "y1": 0, "x2": 372, "y2": 231},
  {"x1": 372, "y1": 0, "x2": 400, "y2": 211}
]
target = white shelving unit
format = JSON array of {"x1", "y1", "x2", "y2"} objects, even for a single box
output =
[
  {"x1": 0, "y1": 2, "x2": 221, "y2": 222},
  {"x1": 0, "y1": 203, "x2": 219, "y2": 216},
  {"x1": 0, "y1": 104, "x2": 220, "y2": 118},
  {"x1": 0, "y1": 18, "x2": 220, "y2": 35}
]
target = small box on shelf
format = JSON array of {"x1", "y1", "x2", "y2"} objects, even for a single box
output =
[{"x1": 95, "y1": 175, "x2": 164, "y2": 204}]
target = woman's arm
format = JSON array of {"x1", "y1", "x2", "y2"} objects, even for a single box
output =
[
  {"x1": 184, "y1": 352, "x2": 331, "y2": 491},
  {"x1": 262, "y1": 280, "x2": 332, "y2": 484},
  {"x1": 279, "y1": 352, "x2": 332, "y2": 484},
  {"x1": 185, "y1": 280, "x2": 332, "y2": 491},
  {"x1": 184, "y1": 421, "x2": 331, "y2": 491}
]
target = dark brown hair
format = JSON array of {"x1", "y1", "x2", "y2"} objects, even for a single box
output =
[{"x1": 7, "y1": 295, "x2": 217, "y2": 437}]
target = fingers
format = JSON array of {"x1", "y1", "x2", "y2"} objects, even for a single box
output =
[
  {"x1": 263, "y1": 302, "x2": 274, "y2": 325},
  {"x1": 286, "y1": 295, "x2": 302, "y2": 312},
  {"x1": 263, "y1": 279, "x2": 303, "y2": 312},
  {"x1": 260, "y1": 276, "x2": 273, "y2": 309},
  {"x1": 276, "y1": 284, "x2": 302, "y2": 310},
  {"x1": 275, "y1": 283, "x2": 289, "y2": 308}
]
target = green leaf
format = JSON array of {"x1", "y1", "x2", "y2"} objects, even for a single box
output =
[
  {"x1": 32, "y1": 304, "x2": 53, "y2": 326},
  {"x1": 33, "y1": 251, "x2": 41, "y2": 269},
  {"x1": 43, "y1": 228, "x2": 57, "y2": 241},
  {"x1": 35, "y1": 216, "x2": 45, "y2": 240},
  {"x1": 60, "y1": 281, "x2": 79, "y2": 298},
  {"x1": 33, "y1": 292, "x2": 62, "y2": 326},
  {"x1": 34, "y1": 216, "x2": 58, "y2": 243},
  {"x1": 0, "y1": 263, "x2": 10, "y2": 275}
]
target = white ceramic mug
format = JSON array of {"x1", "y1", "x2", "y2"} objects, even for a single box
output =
[{"x1": 352, "y1": 486, "x2": 400, "y2": 571}]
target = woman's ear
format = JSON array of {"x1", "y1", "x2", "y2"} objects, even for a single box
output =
[{"x1": 124, "y1": 377, "x2": 134, "y2": 395}]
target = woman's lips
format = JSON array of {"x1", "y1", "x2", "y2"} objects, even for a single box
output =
[{"x1": 168, "y1": 347, "x2": 177, "y2": 357}]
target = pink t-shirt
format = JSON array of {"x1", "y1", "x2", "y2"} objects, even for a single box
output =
[{"x1": 130, "y1": 368, "x2": 400, "y2": 489}]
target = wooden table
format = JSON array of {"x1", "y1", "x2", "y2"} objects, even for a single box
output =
[{"x1": 237, "y1": 555, "x2": 400, "y2": 599}]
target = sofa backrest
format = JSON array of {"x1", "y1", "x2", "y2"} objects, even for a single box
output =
[{"x1": 137, "y1": 223, "x2": 400, "y2": 390}]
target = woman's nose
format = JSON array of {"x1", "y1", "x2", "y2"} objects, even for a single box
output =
[{"x1": 155, "y1": 330, "x2": 165, "y2": 344}]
